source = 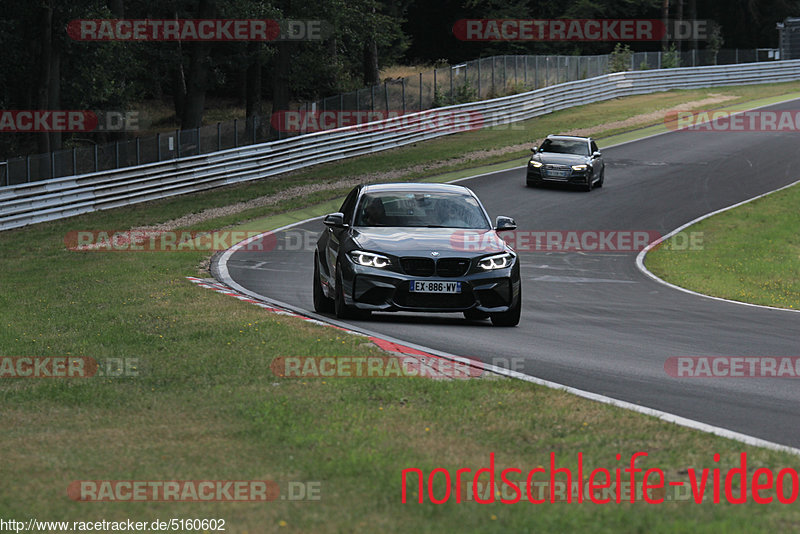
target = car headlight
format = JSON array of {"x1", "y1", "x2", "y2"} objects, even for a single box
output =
[
  {"x1": 478, "y1": 252, "x2": 514, "y2": 270},
  {"x1": 349, "y1": 250, "x2": 391, "y2": 268},
  {"x1": 571, "y1": 164, "x2": 588, "y2": 171},
  {"x1": 529, "y1": 160, "x2": 543, "y2": 168}
]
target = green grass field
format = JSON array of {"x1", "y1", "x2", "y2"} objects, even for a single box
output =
[
  {"x1": 646, "y1": 181, "x2": 800, "y2": 310},
  {"x1": 2, "y1": 82, "x2": 800, "y2": 532}
]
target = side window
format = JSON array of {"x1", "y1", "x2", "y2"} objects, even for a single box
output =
[
  {"x1": 339, "y1": 189, "x2": 359, "y2": 225},
  {"x1": 590, "y1": 141, "x2": 599, "y2": 154}
]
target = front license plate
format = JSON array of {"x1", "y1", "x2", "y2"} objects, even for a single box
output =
[
  {"x1": 545, "y1": 169, "x2": 570, "y2": 177},
  {"x1": 409, "y1": 280, "x2": 462, "y2": 293}
]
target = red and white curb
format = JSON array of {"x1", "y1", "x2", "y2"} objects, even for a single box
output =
[{"x1": 185, "y1": 276, "x2": 487, "y2": 379}]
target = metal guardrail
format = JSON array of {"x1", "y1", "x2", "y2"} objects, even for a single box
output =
[{"x1": 2, "y1": 60, "x2": 800, "y2": 231}]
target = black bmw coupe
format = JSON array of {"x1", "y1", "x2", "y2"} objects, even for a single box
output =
[{"x1": 313, "y1": 182, "x2": 521, "y2": 326}]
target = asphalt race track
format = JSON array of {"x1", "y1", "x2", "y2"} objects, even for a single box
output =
[{"x1": 218, "y1": 99, "x2": 800, "y2": 448}]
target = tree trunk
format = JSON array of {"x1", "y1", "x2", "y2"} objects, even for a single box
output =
[
  {"x1": 36, "y1": 6, "x2": 53, "y2": 154},
  {"x1": 245, "y1": 41, "x2": 263, "y2": 138},
  {"x1": 676, "y1": 0, "x2": 683, "y2": 54},
  {"x1": 107, "y1": 0, "x2": 124, "y2": 17},
  {"x1": 363, "y1": 38, "x2": 379, "y2": 87},
  {"x1": 271, "y1": 42, "x2": 291, "y2": 115},
  {"x1": 180, "y1": 0, "x2": 215, "y2": 130},
  {"x1": 48, "y1": 50, "x2": 62, "y2": 152}
]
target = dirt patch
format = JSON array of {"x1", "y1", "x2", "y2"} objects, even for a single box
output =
[{"x1": 563, "y1": 93, "x2": 737, "y2": 138}]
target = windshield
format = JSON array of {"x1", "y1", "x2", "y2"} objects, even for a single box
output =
[
  {"x1": 539, "y1": 138, "x2": 590, "y2": 156},
  {"x1": 354, "y1": 191, "x2": 490, "y2": 229}
]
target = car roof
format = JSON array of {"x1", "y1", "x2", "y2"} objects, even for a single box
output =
[
  {"x1": 360, "y1": 182, "x2": 475, "y2": 195},
  {"x1": 545, "y1": 135, "x2": 593, "y2": 142}
]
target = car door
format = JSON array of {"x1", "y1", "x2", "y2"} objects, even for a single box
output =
[
  {"x1": 324, "y1": 188, "x2": 358, "y2": 284},
  {"x1": 590, "y1": 140, "x2": 604, "y2": 177}
]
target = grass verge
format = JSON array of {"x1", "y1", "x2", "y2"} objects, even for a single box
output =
[
  {"x1": 2, "y1": 82, "x2": 800, "y2": 532},
  {"x1": 645, "y1": 181, "x2": 800, "y2": 310}
]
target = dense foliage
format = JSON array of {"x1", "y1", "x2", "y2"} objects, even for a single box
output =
[{"x1": 0, "y1": 0, "x2": 797, "y2": 157}]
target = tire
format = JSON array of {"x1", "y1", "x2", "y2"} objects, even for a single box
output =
[
  {"x1": 490, "y1": 287, "x2": 521, "y2": 327},
  {"x1": 463, "y1": 308, "x2": 490, "y2": 321},
  {"x1": 334, "y1": 269, "x2": 370, "y2": 320},
  {"x1": 596, "y1": 168, "x2": 604, "y2": 188},
  {"x1": 313, "y1": 252, "x2": 334, "y2": 313},
  {"x1": 582, "y1": 171, "x2": 593, "y2": 192}
]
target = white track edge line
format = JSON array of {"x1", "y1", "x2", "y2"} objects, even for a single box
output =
[
  {"x1": 635, "y1": 178, "x2": 800, "y2": 314},
  {"x1": 214, "y1": 95, "x2": 800, "y2": 456}
]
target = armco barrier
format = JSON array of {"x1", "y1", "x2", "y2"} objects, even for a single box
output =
[{"x1": 2, "y1": 61, "x2": 800, "y2": 231}]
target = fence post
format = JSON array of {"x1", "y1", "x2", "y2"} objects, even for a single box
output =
[
  {"x1": 2, "y1": 160, "x2": 6, "y2": 187},
  {"x1": 514, "y1": 55, "x2": 518, "y2": 85},
  {"x1": 433, "y1": 70, "x2": 437, "y2": 102},
  {"x1": 234, "y1": 119, "x2": 238, "y2": 148},
  {"x1": 477, "y1": 59, "x2": 481, "y2": 98},
  {"x1": 217, "y1": 122, "x2": 221, "y2": 151},
  {"x1": 371, "y1": 84, "x2": 375, "y2": 112},
  {"x1": 50, "y1": 151, "x2": 55, "y2": 179},
  {"x1": 491, "y1": 58, "x2": 495, "y2": 95},
  {"x1": 115, "y1": 141, "x2": 120, "y2": 168},
  {"x1": 72, "y1": 147, "x2": 77, "y2": 176},
  {"x1": 27, "y1": 155, "x2": 31, "y2": 182},
  {"x1": 419, "y1": 72, "x2": 423, "y2": 111},
  {"x1": 464, "y1": 62, "x2": 468, "y2": 99},
  {"x1": 136, "y1": 137, "x2": 140, "y2": 165},
  {"x1": 450, "y1": 66, "x2": 454, "y2": 105},
  {"x1": 175, "y1": 129, "x2": 180, "y2": 158},
  {"x1": 401, "y1": 77, "x2": 406, "y2": 113},
  {"x1": 384, "y1": 82, "x2": 389, "y2": 113},
  {"x1": 94, "y1": 144, "x2": 98, "y2": 171}
]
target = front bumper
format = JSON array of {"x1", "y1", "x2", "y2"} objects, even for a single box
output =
[
  {"x1": 527, "y1": 165, "x2": 590, "y2": 186},
  {"x1": 340, "y1": 260, "x2": 521, "y2": 313}
]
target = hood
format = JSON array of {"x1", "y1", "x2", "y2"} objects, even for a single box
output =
[
  {"x1": 532, "y1": 152, "x2": 589, "y2": 166},
  {"x1": 352, "y1": 227, "x2": 508, "y2": 257}
]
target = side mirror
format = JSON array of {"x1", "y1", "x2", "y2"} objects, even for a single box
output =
[
  {"x1": 592, "y1": 151, "x2": 602, "y2": 158},
  {"x1": 495, "y1": 216, "x2": 517, "y2": 231},
  {"x1": 530, "y1": 146, "x2": 538, "y2": 153},
  {"x1": 323, "y1": 212, "x2": 347, "y2": 228}
]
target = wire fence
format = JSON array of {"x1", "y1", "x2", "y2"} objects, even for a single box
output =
[{"x1": 0, "y1": 48, "x2": 780, "y2": 187}]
